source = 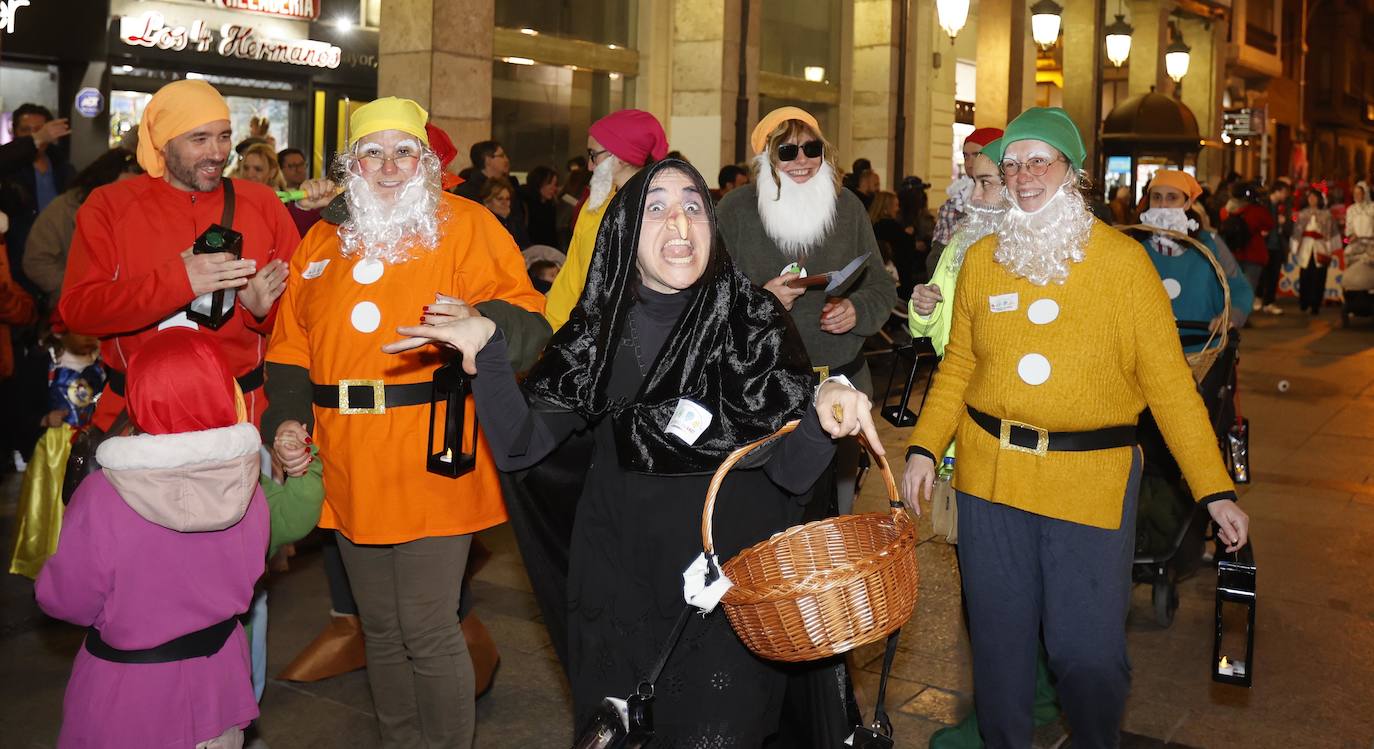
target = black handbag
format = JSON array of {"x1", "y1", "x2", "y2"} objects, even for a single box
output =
[
  {"x1": 846, "y1": 630, "x2": 901, "y2": 748},
  {"x1": 62, "y1": 409, "x2": 132, "y2": 505},
  {"x1": 570, "y1": 606, "x2": 694, "y2": 749}
]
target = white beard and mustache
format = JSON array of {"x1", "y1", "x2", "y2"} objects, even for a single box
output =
[
  {"x1": 585, "y1": 154, "x2": 620, "y2": 211},
  {"x1": 753, "y1": 152, "x2": 838, "y2": 260},
  {"x1": 947, "y1": 200, "x2": 1008, "y2": 276},
  {"x1": 1139, "y1": 207, "x2": 1199, "y2": 257},
  {"x1": 994, "y1": 181, "x2": 1094, "y2": 286},
  {"x1": 338, "y1": 150, "x2": 444, "y2": 264}
]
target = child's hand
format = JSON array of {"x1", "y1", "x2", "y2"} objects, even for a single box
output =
[
  {"x1": 273, "y1": 420, "x2": 313, "y2": 478},
  {"x1": 40, "y1": 409, "x2": 66, "y2": 428}
]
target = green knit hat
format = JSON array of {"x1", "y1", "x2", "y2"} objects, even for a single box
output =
[
  {"x1": 976, "y1": 138, "x2": 1003, "y2": 165},
  {"x1": 997, "y1": 107, "x2": 1086, "y2": 169}
]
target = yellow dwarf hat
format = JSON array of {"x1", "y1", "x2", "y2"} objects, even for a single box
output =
[{"x1": 349, "y1": 97, "x2": 429, "y2": 148}]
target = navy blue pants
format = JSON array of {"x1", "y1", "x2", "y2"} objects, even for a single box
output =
[{"x1": 956, "y1": 449, "x2": 1142, "y2": 748}]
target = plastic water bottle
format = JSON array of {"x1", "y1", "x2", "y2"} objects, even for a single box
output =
[{"x1": 937, "y1": 456, "x2": 955, "y2": 482}]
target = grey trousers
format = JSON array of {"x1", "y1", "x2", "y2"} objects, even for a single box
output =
[
  {"x1": 338, "y1": 533, "x2": 475, "y2": 749},
  {"x1": 956, "y1": 449, "x2": 1142, "y2": 749}
]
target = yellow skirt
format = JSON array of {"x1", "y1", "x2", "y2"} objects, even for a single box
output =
[{"x1": 8, "y1": 425, "x2": 73, "y2": 579}]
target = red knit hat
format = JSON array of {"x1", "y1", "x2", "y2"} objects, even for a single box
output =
[
  {"x1": 588, "y1": 109, "x2": 668, "y2": 167},
  {"x1": 966, "y1": 127, "x2": 1004, "y2": 147},
  {"x1": 126, "y1": 329, "x2": 239, "y2": 435}
]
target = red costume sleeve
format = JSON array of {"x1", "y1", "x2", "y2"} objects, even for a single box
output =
[
  {"x1": 60, "y1": 190, "x2": 197, "y2": 336},
  {"x1": 239, "y1": 196, "x2": 305, "y2": 335}
]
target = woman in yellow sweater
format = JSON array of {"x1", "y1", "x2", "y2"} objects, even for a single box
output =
[{"x1": 903, "y1": 108, "x2": 1249, "y2": 746}]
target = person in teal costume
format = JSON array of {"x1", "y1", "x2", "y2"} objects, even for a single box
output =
[{"x1": 1134, "y1": 170, "x2": 1253, "y2": 352}]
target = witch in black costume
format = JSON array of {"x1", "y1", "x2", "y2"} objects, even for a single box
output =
[{"x1": 384, "y1": 159, "x2": 884, "y2": 744}]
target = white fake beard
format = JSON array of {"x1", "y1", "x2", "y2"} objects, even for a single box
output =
[
  {"x1": 1140, "y1": 207, "x2": 1199, "y2": 257},
  {"x1": 754, "y1": 152, "x2": 839, "y2": 261},
  {"x1": 585, "y1": 154, "x2": 620, "y2": 211},
  {"x1": 338, "y1": 151, "x2": 444, "y2": 264},
  {"x1": 994, "y1": 183, "x2": 1094, "y2": 286},
  {"x1": 947, "y1": 201, "x2": 1008, "y2": 275}
]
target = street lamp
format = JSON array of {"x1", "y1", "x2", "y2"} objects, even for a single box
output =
[
  {"x1": 1164, "y1": 26, "x2": 1191, "y2": 83},
  {"x1": 937, "y1": 0, "x2": 970, "y2": 41},
  {"x1": 1104, "y1": 13, "x2": 1134, "y2": 67},
  {"x1": 1030, "y1": 0, "x2": 1063, "y2": 50}
]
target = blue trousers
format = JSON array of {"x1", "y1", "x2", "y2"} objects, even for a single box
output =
[{"x1": 956, "y1": 448, "x2": 1141, "y2": 749}]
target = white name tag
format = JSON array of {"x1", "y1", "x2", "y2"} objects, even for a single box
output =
[
  {"x1": 989, "y1": 292, "x2": 1019, "y2": 313},
  {"x1": 666, "y1": 399, "x2": 713, "y2": 445},
  {"x1": 302, "y1": 259, "x2": 331, "y2": 279}
]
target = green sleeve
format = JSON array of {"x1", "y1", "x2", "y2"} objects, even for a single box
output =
[
  {"x1": 474, "y1": 298, "x2": 552, "y2": 373},
  {"x1": 908, "y1": 243, "x2": 960, "y2": 355},
  {"x1": 263, "y1": 445, "x2": 325, "y2": 559},
  {"x1": 846, "y1": 202, "x2": 899, "y2": 337}
]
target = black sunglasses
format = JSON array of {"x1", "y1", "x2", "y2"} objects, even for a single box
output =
[{"x1": 777, "y1": 140, "x2": 823, "y2": 162}]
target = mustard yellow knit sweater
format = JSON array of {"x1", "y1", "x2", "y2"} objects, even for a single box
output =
[{"x1": 907, "y1": 220, "x2": 1236, "y2": 529}]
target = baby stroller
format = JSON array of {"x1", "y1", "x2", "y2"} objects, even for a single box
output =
[
  {"x1": 1123, "y1": 224, "x2": 1247, "y2": 627},
  {"x1": 1340, "y1": 236, "x2": 1374, "y2": 327}
]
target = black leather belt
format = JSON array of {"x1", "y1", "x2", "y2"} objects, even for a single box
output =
[
  {"x1": 967, "y1": 406, "x2": 1138, "y2": 456},
  {"x1": 107, "y1": 363, "x2": 264, "y2": 397},
  {"x1": 85, "y1": 617, "x2": 237, "y2": 664},
  {"x1": 813, "y1": 353, "x2": 866, "y2": 382},
  {"x1": 311, "y1": 379, "x2": 431, "y2": 414}
]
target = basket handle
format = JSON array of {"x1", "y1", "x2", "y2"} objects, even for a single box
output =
[
  {"x1": 1121, "y1": 223, "x2": 1231, "y2": 354},
  {"x1": 701, "y1": 419, "x2": 901, "y2": 557}
]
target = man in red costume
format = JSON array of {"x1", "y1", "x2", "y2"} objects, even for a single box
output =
[{"x1": 60, "y1": 80, "x2": 310, "y2": 429}]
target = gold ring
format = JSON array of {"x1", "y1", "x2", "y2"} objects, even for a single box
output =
[{"x1": 832, "y1": 402, "x2": 845, "y2": 422}]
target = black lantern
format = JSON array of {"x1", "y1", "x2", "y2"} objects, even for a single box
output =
[
  {"x1": 880, "y1": 338, "x2": 938, "y2": 428},
  {"x1": 427, "y1": 357, "x2": 479, "y2": 478},
  {"x1": 1212, "y1": 543, "x2": 1256, "y2": 687},
  {"x1": 185, "y1": 224, "x2": 244, "y2": 330}
]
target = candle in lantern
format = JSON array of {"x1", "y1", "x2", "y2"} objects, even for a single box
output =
[{"x1": 439, "y1": 448, "x2": 453, "y2": 463}]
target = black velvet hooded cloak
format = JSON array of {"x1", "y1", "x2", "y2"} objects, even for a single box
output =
[{"x1": 522, "y1": 159, "x2": 815, "y2": 473}]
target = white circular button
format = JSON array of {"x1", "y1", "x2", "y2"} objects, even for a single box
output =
[
  {"x1": 1017, "y1": 353, "x2": 1051, "y2": 386},
  {"x1": 353, "y1": 258, "x2": 384, "y2": 285},
  {"x1": 1162, "y1": 278, "x2": 1182, "y2": 300},
  {"x1": 350, "y1": 301, "x2": 381, "y2": 333},
  {"x1": 1027, "y1": 298, "x2": 1060, "y2": 325}
]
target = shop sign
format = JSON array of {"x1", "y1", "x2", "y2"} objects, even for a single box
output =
[
  {"x1": 209, "y1": 0, "x2": 320, "y2": 21},
  {"x1": 0, "y1": 0, "x2": 30, "y2": 34},
  {"x1": 121, "y1": 11, "x2": 341, "y2": 69},
  {"x1": 74, "y1": 87, "x2": 105, "y2": 118}
]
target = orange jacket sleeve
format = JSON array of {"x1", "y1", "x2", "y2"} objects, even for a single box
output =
[{"x1": 265, "y1": 226, "x2": 319, "y2": 371}]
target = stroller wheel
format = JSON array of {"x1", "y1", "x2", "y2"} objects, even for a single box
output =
[{"x1": 1152, "y1": 578, "x2": 1178, "y2": 628}]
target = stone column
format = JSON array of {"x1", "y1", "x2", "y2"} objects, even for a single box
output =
[
  {"x1": 975, "y1": 0, "x2": 1036, "y2": 128},
  {"x1": 1127, "y1": 0, "x2": 1175, "y2": 98},
  {"x1": 1060, "y1": 0, "x2": 1104, "y2": 171},
  {"x1": 851, "y1": 0, "x2": 900, "y2": 186},
  {"x1": 907, "y1": 0, "x2": 961, "y2": 193},
  {"x1": 669, "y1": 0, "x2": 755, "y2": 182},
  {"x1": 378, "y1": 0, "x2": 493, "y2": 161},
  {"x1": 1179, "y1": 16, "x2": 1226, "y2": 184}
]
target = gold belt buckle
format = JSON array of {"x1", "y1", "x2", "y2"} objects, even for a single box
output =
[
  {"x1": 813, "y1": 365, "x2": 830, "y2": 381},
  {"x1": 999, "y1": 418, "x2": 1048, "y2": 456},
  {"x1": 338, "y1": 379, "x2": 386, "y2": 415}
]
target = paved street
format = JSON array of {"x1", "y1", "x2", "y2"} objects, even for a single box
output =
[{"x1": 3, "y1": 301, "x2": 1372, "y2": 748}]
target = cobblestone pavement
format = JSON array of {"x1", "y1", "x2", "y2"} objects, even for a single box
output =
[{"x1": 3, "y1": 300, "x2": 1372, "y2": 748}]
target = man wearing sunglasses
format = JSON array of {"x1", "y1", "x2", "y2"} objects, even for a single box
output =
[
  {"x1": 543, "y1": 109, "x2": 668, "y2": 331},
  {"x1": 903, "y1": 107, "x2": 1249, "y2": 746}
]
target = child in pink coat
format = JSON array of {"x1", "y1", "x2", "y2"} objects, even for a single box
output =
[{"x1": 36, "y1": 328, "x2": 269, "y2": 748}]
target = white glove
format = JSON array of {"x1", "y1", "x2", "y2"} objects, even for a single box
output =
[{"x1": 682, "y1": 552, "x2": 733, "y2": 613}]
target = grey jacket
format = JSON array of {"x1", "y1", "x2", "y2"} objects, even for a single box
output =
[
  {"x1": 717, "y1": 184, "x2": 896, "y2": 395},
  {"x1": 23, "y1": 188, "x2": 81, "y2": 308}
]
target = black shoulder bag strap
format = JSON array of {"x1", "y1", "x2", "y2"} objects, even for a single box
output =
[
  {"x1": 221, "y1": 177, "x2": 236, "y2": 228},
  {"x1": 850, "y1": 629, "x2": 902, "y2": 747}
]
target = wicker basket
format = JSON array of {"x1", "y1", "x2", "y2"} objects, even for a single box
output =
[
  {"x1": 700, "y1": 421, "x2": 919, "y2": 662},
  {"x1": 1122, "y1": 224, "x2": 1232, "y2": 383}
]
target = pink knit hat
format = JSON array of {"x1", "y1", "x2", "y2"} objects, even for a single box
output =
[{"x1": 588, "y1": 110, "x2": 668, "y2": 167}]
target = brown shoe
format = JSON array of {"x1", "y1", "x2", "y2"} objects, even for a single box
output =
[
  {"x1": 277, "y1": 613, "x2": 367, "y2": 682},
  {"x1": 463, "y1": 613, "x2": 500, "y2": 698}
]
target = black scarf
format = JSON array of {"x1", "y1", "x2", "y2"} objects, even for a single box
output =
[{"x1": 523, "y1": 159, "x2": 814, "y2": 474}]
